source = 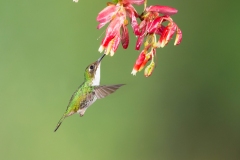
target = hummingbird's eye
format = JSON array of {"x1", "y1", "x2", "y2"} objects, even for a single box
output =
[{"x1": 89, "y1": 65, "x2": 94, "y2": 70}]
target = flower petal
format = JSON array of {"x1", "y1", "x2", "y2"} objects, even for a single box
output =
[
  {"x1": 125, "y1": 4, "x2": 138, "y2": 17},
  {"x1": 131, "y1": 69, "x2": 138, "y2": 75},
  {"x1": 127, "y1": 8, "x2": 140, "y2": 36},
  {"x1": 158, "y1": 24, "x2": 176, "y2": 47},
  {"x1": 121, "y1": 25, "x2": 129, "y2": 49},
  {"x1": 155, "y1": 25, "x2": 165, "y2": 35},
  {"x1": 111, "y1": 34, "x2": 121, "y2": 54},
  {"x1": 97, "y1": 5, "x2": 119, "y2": 24},
  {"x1": 101, "y1": 34, "x2": 115, "y2": 48},
  {"x1": 101, "y1": 15, "x2": 123, "y2": 47},
  {"x1": 97, "y1": 21, "x2": 108, "y2": 29},
  {"x1": 146, "y1": 5, "x2": 178, "y2": 16},
  {"x1": 139, "y1": 52, "x2": 152, "y2": 71},
  {"x1": 132, "y1": 51, "x2": 146, "y2": 73},
  {"x1": 147, "y1": 17, "x2": 161, "y2": 34},
  {"x1": 139, "y1": 20, "x2": 146, "y2": 30},
  {"x1": 165, "y1": 24, "x2": 177, "y2": 42},
  {"x1": 174, "y1": 27, "x2": 182, "y2": 45},
  {"x1": 122, "y1": 0, "x2": 145, "y2": 5},
  {"x1": 135, "y1": 25, "x2": 146, "y2": 50}
]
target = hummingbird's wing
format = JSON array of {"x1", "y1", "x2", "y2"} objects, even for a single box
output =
[{"x1": 94, "y1": 84, "x2": 125, "y2": 99}]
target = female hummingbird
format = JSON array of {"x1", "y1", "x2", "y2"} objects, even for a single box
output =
[{"x1": 54, "y1": 54, "x2": 124, "y2": 132}]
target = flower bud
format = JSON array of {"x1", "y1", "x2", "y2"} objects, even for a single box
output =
[
  {"x1": 144, "y1": 61, "x2": 155, "y2": 77},
  {"x1": 131, "y1": 51, "x2": 146, "y2": 75}
]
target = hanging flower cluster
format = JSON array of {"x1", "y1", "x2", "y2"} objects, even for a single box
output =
[{"x1": 96, "y1": 0, "x2": 182, "y2": 77}]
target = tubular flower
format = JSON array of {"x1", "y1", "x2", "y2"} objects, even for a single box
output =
[
  {"x1": 136, "y1": 5, "x2": 182, "y2": 50},
  {"x1": 131, "y1": 50, "x2": 146, "y2": 75},
  {"x1": 131, "y1": 5, "x2": 182, "y2": 77},
  {"x1": 96, "y1": 1, "x2": 182, "y2": 77},
  {"x1": 131, "y1": 37, "x2": 156, "y2": 76},
  {"x1": 97, "y1": 0, "x2": 144, "y2": 56}
]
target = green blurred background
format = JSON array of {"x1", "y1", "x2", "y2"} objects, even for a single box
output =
[{"x1": 1, "y1": 0, "x2": 240, "y2": 159}]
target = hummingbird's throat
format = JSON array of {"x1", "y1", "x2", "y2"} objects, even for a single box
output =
[{"x1": 92, "y1": 63, "x2": 101, "y2": 86}]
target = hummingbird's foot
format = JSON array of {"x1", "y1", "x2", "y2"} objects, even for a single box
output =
[{"x1": 77, "y1": 108, "x2": 87, "y2": 117}]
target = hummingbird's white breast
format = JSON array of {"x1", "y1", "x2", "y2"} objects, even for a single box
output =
[{"x1": 92, "y1": 63, "x2": 100, "y2": 86}]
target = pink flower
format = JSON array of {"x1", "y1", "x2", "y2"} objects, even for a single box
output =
[
  {"x1": 131, "y1": 47, "x2": 155, "y2": 75},
  {"x1": 135, "y1": 5, "x2": 182, "y2": 50},
  {"x1": 158, "y1": 22, "x2": 177, "y2": 48},
  {"x1": 131, "y1": 51, "x2": 146, "y2": 75},
  {"x1": 96, "y1": 1, "x2": 183, "y2": 77},
  {"x1": 97, "y1": 0, "x2": 143, "y2": 55},
  {"x1": 98, "y1": 11, "x2": 125, "y2": 56},
  {"x1": 96, "y1": 5, "x2": 119, "y2": 30}
]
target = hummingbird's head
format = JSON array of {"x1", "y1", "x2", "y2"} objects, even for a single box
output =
[{"x1": 84, "y1": 54, "x2": 106, "y2": 85}]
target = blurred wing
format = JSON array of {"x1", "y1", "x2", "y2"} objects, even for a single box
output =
[{"x1": 94, "y1": 84, "x2": 125, "y2": 99}]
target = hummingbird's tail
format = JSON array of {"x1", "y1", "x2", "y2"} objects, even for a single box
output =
[{"x1": 54, "y1": 115, "x2": 65, "y2": 132}]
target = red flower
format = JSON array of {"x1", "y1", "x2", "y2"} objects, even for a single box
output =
[
  {"x1": 135, "y1": 5, "x2": 182, "y2": 50},
  {"x1": 98, "y1": 11, "x2": 125, "y2": 56},
  {"x1": 158, "y1": 21, "x2": 177, "y2": 48},
  {"x1": 97, "y1": 0, "x2": 144, "y2": 56},
  {"x1": 96, "y1": 1, "x2": 183, "y2": 77},
  {"x1": 131, "y1": 46, "x2": 155, "y2": 75},
  {"x1": 139, "y1": 51, "x2": 152, "y2": 71},
  {"x1": 131, "y1": 51, "x2": 146, "y2": 75}
]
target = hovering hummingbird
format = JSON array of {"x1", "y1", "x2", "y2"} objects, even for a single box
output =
[{"x1": 54, "y1": 54, "x2": 124, "y2": 132}]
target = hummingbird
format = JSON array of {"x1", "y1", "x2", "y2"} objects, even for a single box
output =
[{"x1": 54, "y1": 54, "x2": 124, "y2": 132}]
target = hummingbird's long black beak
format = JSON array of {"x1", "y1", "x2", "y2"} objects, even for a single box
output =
[{"x1": 97, "y1": 54, "x2": 106, "y2": 63}]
